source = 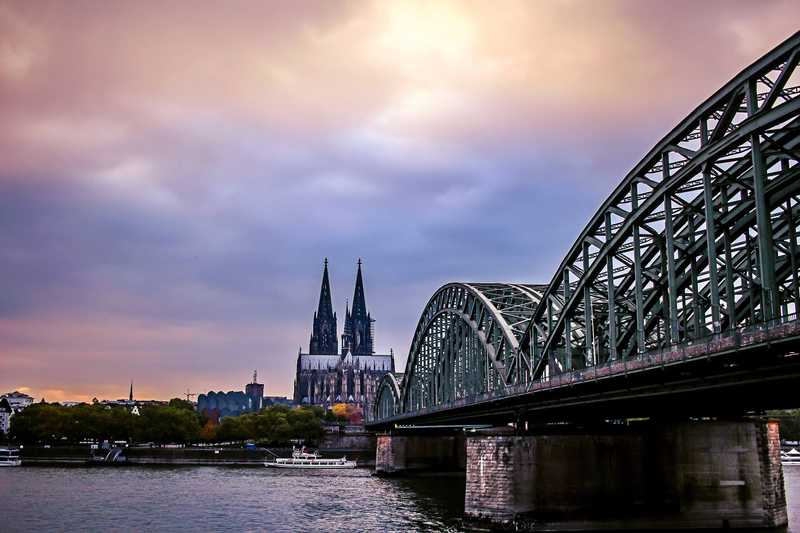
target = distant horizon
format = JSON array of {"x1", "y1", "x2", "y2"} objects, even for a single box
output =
[{"x1": 2, "y1": 1, "x2": 799, "y2": 403}]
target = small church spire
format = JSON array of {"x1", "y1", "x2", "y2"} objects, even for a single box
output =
[{"x1": 129, "y1": 381, "x2": 133, "y2": 402}]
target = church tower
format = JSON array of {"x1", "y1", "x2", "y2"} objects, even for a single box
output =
[
  {"x1": 342, "y1": 259, "x2": 374, "y2": 355},
  {"x1": 309, "y1": 259, "x2": 338, "y2": 354}
]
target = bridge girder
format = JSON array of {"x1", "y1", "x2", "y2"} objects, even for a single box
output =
[
  {"x1": 375, "y1": 372, "x2": 401, "y2": 420},
  {"x1": 371, "y1": 31, "x2": 800, "y2": 427},
  {"x1": 524, "y1": 31, "x2": 800, "y2": 382},
  {"x1": 394, "y1": 283, "x2": 545, "y2": 416}
]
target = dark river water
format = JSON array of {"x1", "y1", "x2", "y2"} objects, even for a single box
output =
[
  {"x1": 0, "y1": 466, "x2": 465, "y2": 532},
  {"x1": 4, "y1": 466, "x2": 800, "y2": 531}
]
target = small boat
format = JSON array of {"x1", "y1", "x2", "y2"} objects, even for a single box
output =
[
  {"x1": 87, "y1": 446, "x2": 127, "y2": 465},
  {"x1": 782, "y1": 448, "x2": 800, "y2": 466},
  {"x1": 265, "y1": 447, "x2": 356, "y2": 469},
  {"x1": 0, "y1": 448, "x2": 22, "y2": 467}
]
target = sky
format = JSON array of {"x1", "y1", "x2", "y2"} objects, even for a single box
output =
[{"x1": 1, "y1": 1, "x2": 798, "y2": 402}]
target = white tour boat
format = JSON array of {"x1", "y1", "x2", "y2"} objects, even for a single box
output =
[
  {"x1": 0, "y1": 448, "x2": 22, "y2": 467},
  {"x1": 265, "y1": 447, "x2": 356, "y2": 469},
  {"x1": 782, "y1": 448, "x2": 800, "y2": 466}
]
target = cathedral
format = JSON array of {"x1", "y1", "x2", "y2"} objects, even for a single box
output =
[{"x1": 293, "y1": 259, "x2": 395, "y2": 411}]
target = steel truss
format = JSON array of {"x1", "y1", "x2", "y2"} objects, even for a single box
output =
[
  {"x1": 373, "y1": 283, "x2": 544, "y2": 419},
  {"x1": 375, "y1": 372, "x2": 401, "y2": 420},
  {"x1": 373, "y1": 31, "x2": 800, "y2": 424},
  {"x1": 523, "y1": 31, "x2": 800, "y2": 382}
]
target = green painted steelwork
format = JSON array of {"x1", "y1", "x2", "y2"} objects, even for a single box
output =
[{"x1": 372, "y1": 31, "x2": 800, "y2": 425}]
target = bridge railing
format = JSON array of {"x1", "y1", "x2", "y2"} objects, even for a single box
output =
[
  {"x1": 520, "y1": 313, "x2": 800, "y2": 394},
  {"x1": 373, "y1": 313, "x2": 800, "y2": 423}
]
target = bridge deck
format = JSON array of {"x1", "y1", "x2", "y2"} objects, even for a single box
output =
[{"x1": 368, "y1": 317, "x2": 800, "y2": 429}]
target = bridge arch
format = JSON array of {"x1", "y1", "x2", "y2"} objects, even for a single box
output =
[
  {"x1": 370, "y1": 32, "x2": 800, "y2": 427},
  {"x1": 374, "y1": 372, "x2": 401, "y2": 420},
  {"x1": 522, "y1": 32, "x2": 800, "y2": 382},
  {"x1": 399, "y1": 283, "x2": 544, "y2": 413}
]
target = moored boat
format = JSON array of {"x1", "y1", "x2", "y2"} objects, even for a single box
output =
[
  {"x1": 265, "y1": 447, "x2": 356, "y2": 469},
  {"x1": 0, "y1": 448, "x2": 22, "y2": 467},
  {"x1": 782, "y1": 448, "x2": 800, "y2": 466}
]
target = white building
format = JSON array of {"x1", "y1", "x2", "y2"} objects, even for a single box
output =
[
  {"x1": 1, "y1": 391, "x2": 34, "y2": 410},
  {"x1": 0, "y1": 398, "x2": 13, "y2": 435}
]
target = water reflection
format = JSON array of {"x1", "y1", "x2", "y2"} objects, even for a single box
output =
[
  {"x1": 5, "y1": 466, "x2": 800, "y2": 532},
  {"x1": 0, "y1": 467, "x2": 466, "y2": 532}
]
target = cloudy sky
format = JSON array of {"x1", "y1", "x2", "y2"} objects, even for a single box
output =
[{"x1": 1, "y1": 1, "x2": 798, "y2": 402}]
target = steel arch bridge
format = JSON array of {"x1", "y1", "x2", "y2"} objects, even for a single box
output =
[
  {"x1": 374, "y1": 282, "x2": 545, "y2": 420},
  {"x1": 371, "y1": 32, "x2": 800, "y2": 427}
]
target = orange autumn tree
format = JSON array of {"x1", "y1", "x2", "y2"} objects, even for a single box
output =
[
  {"x1": 331, "y1": 403, "x2": 363, "y2": 425},
  {"x1": 199, "y1": 419, "x2": 218, "y2": 442}
]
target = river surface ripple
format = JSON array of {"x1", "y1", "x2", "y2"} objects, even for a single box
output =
[
  {"x1": 4, "y1": 466, "x2": 800, "y2": 531},
  {"x1": 0, "y1": 466, "x2": 464, "y2": 532}
]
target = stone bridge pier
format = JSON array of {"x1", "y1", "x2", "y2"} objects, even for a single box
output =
[
  {"x1": 465, "y1": 419, "x2": 786, "y2": 530},
  {"x1": 375, "y1": 428, "x2": 466, "y2": 476}
]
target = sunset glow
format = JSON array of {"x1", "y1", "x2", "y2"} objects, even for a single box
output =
[{"x1": 1, "y1": 0, "x2": 798, "y2": 401}]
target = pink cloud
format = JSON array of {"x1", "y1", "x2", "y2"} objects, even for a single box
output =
[{"x1": 1, "y1": 1, "x2": 798, "y2": 401}]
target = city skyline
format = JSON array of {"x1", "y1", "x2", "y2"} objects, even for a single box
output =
[{"x1": 1, "y1": 1, "x2": 799, "y2": 402}]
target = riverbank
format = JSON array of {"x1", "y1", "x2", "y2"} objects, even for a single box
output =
[{"x1": 18, "y1": 445, "x2": 376, "y2": 467}]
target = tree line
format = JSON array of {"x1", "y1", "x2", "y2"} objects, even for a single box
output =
[
  {"x1": 209, "y1": 405, "x2": 338, "y2": 443},
  {"x1": 9, "y1": 400, "x2": 340, "y2": 446},
  {"x1": 770, "y1": 410, "x2": 800, "y2": 441}
]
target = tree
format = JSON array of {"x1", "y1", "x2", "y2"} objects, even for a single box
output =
[
  {"x1": 769, "y1": 409, "x2": 800, "y2": 441},
  {"x1": 210, "y1": 406, "x2": 326, "y2": 445},
  {"x1": 199, "y1": 420, "x2": 218, "y2": 442},
  {"x1": 168, "y1": 398, "x2": 195, "y2": 411},
  {"x1": 9, "y1": 402, "x2": 203, "y2": 445},
  {"x1": 216, "y1": 415, "x2": 250, "y2": 442},
  {"x1": 135, "y1": 407, "x2": 201, "y2": 443},
  {"x1": 286, "y1": 408, "x2": 325, "y2": 441},
  {"x1": 331, "y1": 403, "x2": 362, "y2": 425}
]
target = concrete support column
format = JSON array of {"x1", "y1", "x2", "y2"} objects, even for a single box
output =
[
  {"x1": 464, "y1": 420, "x2": 787, "y2": 530},
  {"x1": 756, "y1": 420, "x2": 787, "y2": 527},
  {"x1": 465, "y1": 428, "x2": 644, "y2": 528},
  {"x1": 464, "y1": 432, "x2": 525, "y2": 524},
  {"x1": 652, "y1": 419, "x2": 787, "y2": 528},
  {"x1": 375, "y1": 431, "x2": 465, "y2": 476}
]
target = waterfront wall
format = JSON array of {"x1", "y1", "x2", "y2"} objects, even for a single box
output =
[
  {"x1": 320, "y1": 430, "x2": 375, "y2": 453},
  {"x1": 464, "y1": 419, "x2": 787, "y2": 530},
  {"x1": 20, "y1": 446, "x2": 289, "y2": 466},
  {"x1": 20, "y1": 437, "x2": 379, "y2": 466}
]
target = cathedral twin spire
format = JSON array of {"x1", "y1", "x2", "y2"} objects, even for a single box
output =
[
  {"x1": 342, "y1": 259, "x2": 374, "y2": 356},
  {"x1": 308, "y1": 259, "x2": 374, "y2": 356},
  {"x1": 309, "y1": 258, "x2": 337, "y2": 354}
]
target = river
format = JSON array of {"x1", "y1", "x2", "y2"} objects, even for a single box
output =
[{"x1": 3, "y1": 466, "x2": 800, "y2": 531}]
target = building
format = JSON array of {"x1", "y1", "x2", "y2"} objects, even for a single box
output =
[
  {"x1": 197, "y1": 391, "x2": 250, "y2": 420},
  {"x1": 264, "y1": 396, "x2": 292, "y2": 407},
  {"x1": 0, "y1": 391, "x2": 34, "y2": 410},
  {"x1": 245, "y1": 371, "x2": 264, "y2": 411},
  {"x1": 294, "y1": 259, "x2": 395, "y2": 411},
  {"x1": 197, "y1": 372, "x2": 265, "y2": 420},
  {"x1": 0, "y1": 391, "x2": 34, "y2": 436},
  {"x1": 0, "y1": 398, "x2": 13, "y2": 435}
]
